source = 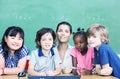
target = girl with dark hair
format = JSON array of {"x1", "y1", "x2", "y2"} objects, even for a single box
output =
[
  {"x1": 0, "y1": 26, "x2": 29, "y2": 75},
  {"x1": 71, "y1": 27, "x2": 94, "y2": 75}
]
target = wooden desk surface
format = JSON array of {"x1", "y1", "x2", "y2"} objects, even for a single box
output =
[
  {"x1": 80, "y1": 75, "x2": 118, "y2": 79},
  {"x1": 0, "y1": 75, "x2": 27, "y2": 79},
  {"x1": 0, "y1": 74, "x2": 118, "y2": 79}
]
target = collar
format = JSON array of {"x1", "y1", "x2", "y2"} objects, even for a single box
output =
[{"x1": 38, "y1": 48, "x2": 54, "y2": 57}]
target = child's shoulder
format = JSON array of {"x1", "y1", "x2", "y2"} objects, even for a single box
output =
[
  {"x1": 0, "y1": 44, "x2": 4, "y2": 55},
  {"x1": 68, "y1": 44, "x2": 74, "y2": 49},
  {"x1": 0, "y1": 44, "x2": 2, "y2": 51},
  {"x1": 52, "y1": 47, "x2": 57, "y2": 52},
  {"x1": 21, "y1": 45, "x2": 30, "y2": 54},
  {"x1": 31, "y1": 49, "x2": 39, "y2": 55},
  {"x1": 71, "y1": 47, "x2": 79, "y2": 53},
  {"x1": 88, "y1": 47, "x2": 94, "y2": 51},
  {"x1": 87, "y1": 47, "x2": 94, "y2": 54},
  {"x1": 100, "y1": 43, "x2": 111, "y2": 49}
]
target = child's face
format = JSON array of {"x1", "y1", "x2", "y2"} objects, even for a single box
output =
[
  {"x1": 5, "y1": 33, "x2": 23, "y2": 53},
  {"x1": 56, "y1": 24, "x2": 71, "y2": 43},
  {"x1": 87, "y1": 32, "x2": 102, "y2": 49},
  {"x1": 74, "y1": 36, "x2": 87, "y2": 52},
  {"x1": 40, "y1": 32, "x2": 54, "y2": 51}
]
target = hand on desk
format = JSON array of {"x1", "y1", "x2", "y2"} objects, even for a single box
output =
[
  {"x1": 62, "y1": 67, "x2": 72, "y2": 74},
  {"x1": 46, "y1": 70, "x2": 55, "y2": 76},
  {"x1": 80, "y1": 68, "x2": 92, "y2": 75},
  {"x1": 92, "y1": 65, "x2": 101, "y2": 75},
  {"x1": 0, "y1": 69, "x2": 2, "y2": 75}
]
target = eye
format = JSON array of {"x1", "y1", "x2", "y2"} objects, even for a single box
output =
[
  {"x1": 49, "y1": 38, "x2": 53, "y2": 41},
  {"x1": 11, "y1": 37, "x2": 15, "y2": 39},
  {"x1": 93, "y1": 35, "x2": 97, "y2": 38},
  {"x1": 87, "y1": 36, "x2": 90, "y2": 38},
  {"x1": 41, "y1": 38, "x2": 46, "y2": 41},
  {"x1": 18, "y1": 37, "x2": 23, "y2": 40},
  {"x1": 80, "y1": 41, "x2": 83, "y2": 44},
  {"x1": 65, "y1": 30, "x2": 70, "y2": 33},
  {"x1": 10, "y1": 36, "x2": 15, "y2": 39},
  {"x1": 58, "y1": 29, "x2": 62, "y2": 32}
]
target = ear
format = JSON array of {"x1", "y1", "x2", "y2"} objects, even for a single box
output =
[
  {"x1": 4, "y1": 36, "x2": 7, "y2": 42},
  {"x1": 55, "y1": 32, "x2": 58, "y2": 37},
  {"x1": 37, "y1": 41, "x2": 40, "y2": 45}
]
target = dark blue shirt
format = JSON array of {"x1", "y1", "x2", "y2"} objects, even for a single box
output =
[{"x1": 94, "y1": 43, "x2": 120, "y2": 78}]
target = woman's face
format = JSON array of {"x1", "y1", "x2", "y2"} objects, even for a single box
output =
[
  {"x1": 5, "y1": 33, "x2": 23, "y2": 53},
  {"x1": 56, "y1": 24, "x2": 72, "y2": 43}
]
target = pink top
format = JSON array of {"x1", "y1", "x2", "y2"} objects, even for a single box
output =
[{"x1": 71, "y1": 47, "x2": 94, "y2": 74}]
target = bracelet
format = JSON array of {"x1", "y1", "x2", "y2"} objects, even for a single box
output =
[{"x1": 1, "y1": 68, "x2": 4, "y2": 75}]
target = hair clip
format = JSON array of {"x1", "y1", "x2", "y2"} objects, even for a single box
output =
[{"x1": 77, "y1": 27, "x2": 81, "y2": 32}]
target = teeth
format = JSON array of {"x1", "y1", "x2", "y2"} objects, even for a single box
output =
[
  {"x1": 45, "y1": 45, "x2": 50, "y2": 47},
  {"x1": 60, "y1": 36, "x2": 65, "y2": 38},
  {"x1": 12, "y1": 44, "x2": 18, "y2": 47},
  {"x1": 60, "y1": 37, "x2": 66, "y2": 39}
]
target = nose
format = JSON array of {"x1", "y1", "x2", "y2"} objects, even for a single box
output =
[
  {"x1": 87, "y1": 37, "x2": 94, "y2": 44},
  {"x1": 61, "y1": 31, "x2": 65, "y2": 35},
  {"x1": 14, "y1": 38, "x2": 19, "y2": 42},
  {"x1": 14, "y1": 38, "x2": 23, "y2": 44},
  {"x1": 76, "y1": 43, "x2": 81, "y2": 48},
  {"x1": 45, "y1": 40, "x2": 49, "y2": 43}
]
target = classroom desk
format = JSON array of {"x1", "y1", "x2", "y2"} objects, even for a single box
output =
[
  {"x1": 0, "y1": 75, "x2": 27, "y2": 79},
  {"x1": 0, "y1": 74, "x2": 118, "y2": 79},
  {"x1": 80, "y1": 75, "x2": 118, "y2": 79}
]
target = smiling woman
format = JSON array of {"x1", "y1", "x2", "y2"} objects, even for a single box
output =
[
  {"x1": 0, "y1": 26, "x2": 30, "y2": 75},
  {"x1": 54, "y1": 21, "x2": 73, "y2": 74}
]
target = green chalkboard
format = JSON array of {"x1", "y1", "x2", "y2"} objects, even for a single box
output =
[{"x1": 0, "y1": 0, "x2": 120, "y2": 54}]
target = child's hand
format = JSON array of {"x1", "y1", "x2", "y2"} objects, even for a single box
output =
[
  {"x1": 0, "y1": 69, "x2": 2, "y2": 75},
  {"x1": 72, "y1": 69, "x2": 78, "y2": 75},
  {"x1": 98, "y1": 67, "x2": 113, "y2": 75},
  {"x1": 92, "y1": 67, "x2": 97, "y2": 74},
  {"x1": 81, "y1": 68, "x2": 92, "y2": 75},
  {"x1": 92, "y1": 65, "x2": 101, "y2": 75},
  {"x1": 96, "y1": 68, "x2": 101, "y2": 74},
  {"x1": 46, "y1": 70, "x2": 55, "y2": 76},
  {"x1": 62, "y1": 67, "x2": 72, "y2": 74},
  {"x1": 40, "y1": 72, "x2": 46, "y2": 76}
]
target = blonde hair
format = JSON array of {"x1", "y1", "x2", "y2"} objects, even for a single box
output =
[{"x1": 87, "y1": 23, "x2": 110, "y2": 44}]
